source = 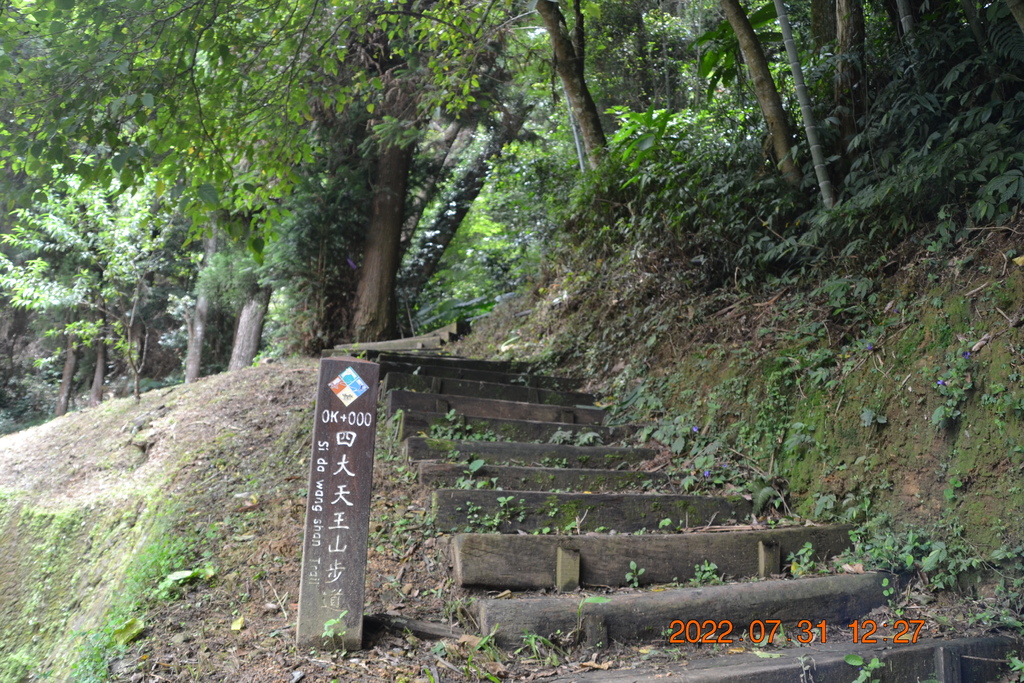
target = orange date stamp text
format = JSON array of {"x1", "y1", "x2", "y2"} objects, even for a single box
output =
[{"x1": 667, "y1": 618, "x2": 926, "y2": 645}]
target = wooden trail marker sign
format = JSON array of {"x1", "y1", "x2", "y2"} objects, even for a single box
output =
[{"x1": 297, "y1": 357, "x2": 379, "y2": 651}]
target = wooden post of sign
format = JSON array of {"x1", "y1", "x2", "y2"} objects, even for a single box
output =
[{"x1": 297, "y1": 357, "x2": 380, "y2": 651}]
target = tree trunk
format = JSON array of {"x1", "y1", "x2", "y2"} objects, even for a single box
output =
[
  {"x1": 401, "y1": 103, "x2": 531, "y2": 300},
  {"x1": 720, "y1": 0, "x2": 802, "y2": 186},
  {"x1": 185, "y1": 233, "x2": 217, "y2": 383},
  {"x1": 352, "y1": 142, "x2": 415, "y2": 342},
  {"x1": 896, "y1": 0, "x2": 915, "y2": 35},
  {"x1": 55, "y1": 333, "x2": 77, "y2": 417},
  {"x1": 811, "y1": 0, "x2": 837, "y2": 48},
  {"x1": 228, "y1": 286, "x2": 271, "y2": 371},
  {"x1": 960, "y1": 0, "x2": 987, "y2": 49},
  {"x1": 89, "y1": 336, "x2": 105, "y2": 407},
  {"x1": 1007, "y1": 0, "x2": 1024, "y2": 37},
  {"x1": 774, "y1": 0, "x2": 835, "y2": 208},
  {"x1": 535, "y1": 0, "x2": 606, "y2": 169},
  {"x1": 835, "y1": 0, "x2": 866, "y2": 148},
  {"x1": 398, "y1": 122, "x2": 473, "y2": 258}
]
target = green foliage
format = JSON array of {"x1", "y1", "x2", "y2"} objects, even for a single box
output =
[
  {"x1": 786, "y1": 542, "x2": 819, "y2": 578},
  {"x1": 515, "y1": 631, "x2": 565, "y2": 668},
  {"x1": 548, "y1": 428, "x2": 603, "y2": 447},
  {"x1": 931, "y1": 349, "x2": 975, "y2": 429},
  {"x1": 625, "y1": 560, "x2": 646, "y2": 588},
  {"x1": 694, "y1": 2, "x2": 779, "y2": 97},
  {"x1": 688, "y1": 561, "x2": 723, "y2": 587},
  {"x1": 561, "y1": 107, "x2": 802, "y2": 286},
  {"x1": 844, "y1": 654, "x2": 884, "y2": 683},
  {"x1": 429, "y1": 410, "x2": 498, "y2": 442},
  {"x1": 322, "y1": 611, "x2": 348, "y2": 642}
]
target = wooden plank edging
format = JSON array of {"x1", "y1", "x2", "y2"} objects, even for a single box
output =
[{"x1": 452, "y1": 525, "x2": 854, "y2": 589}]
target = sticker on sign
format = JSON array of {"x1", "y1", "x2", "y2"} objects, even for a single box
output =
[{"x1": 328, "y1": 367, "x2": 370, "y2": 406}]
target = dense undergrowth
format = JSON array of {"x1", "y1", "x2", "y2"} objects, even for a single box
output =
[{"x1": 554, "y1": 2, "x2": 1024, "y2": 298}]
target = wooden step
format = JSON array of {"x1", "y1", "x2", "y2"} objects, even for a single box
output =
[
  {"x1": 404, "y1": 437, "x2": 655, "y2": 469},
  {"x1": 379, "y1": 360, "x2": 584, "y2": 391},
  {"x1": 451, "y1": 525, "x2": 854, "y2": 589},
  {"x1": 397, "y1": 410, "x2": 627, "y2": 444},
  {"x1": 432, "y1": 490, "x2": 750, "y2": 534},
  {"x1": 417, "y1": 462, "x2": 667, "y2": 493},
  {"x1": 326, "y1": 323, "x2": 470, "y2": 355},
  {"x1": 377, "y1": 352, "x2": 530, "y2": 373},
  {"x1": 383, "y1": 372, "x2": 595, "y2": 406},
  {"x1": 474, "y1": 572, "x2": 890, "y2": 648},
  {"x1": 386, "y1": 390, "x2": 605, "y2": 425},
  {"x1": 542, "y1": 636, "x2": 1017, "y2": 682},
  {"x1": 326, "y1": 336, "x2": 444, "y2": 355}
]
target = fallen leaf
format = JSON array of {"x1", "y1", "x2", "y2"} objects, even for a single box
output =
[
  {"x1": 112, "y1": 618, "x2": 145, "y2": 646},
  {"x1": 1014, "y1": 255, "x2": 1024, "y2": 267},
  {"x1": 727, "y1": 647, "x2": 746, "y2": 654},
  {"x1": 841, "y1": 563, "x2": 865, "y2": 574},
  {"x1": 231, "y1": 616, "x2": 245, "y2": 631},
  {"x1": 484, "y1": 662, "x2": 507, "y2": 675},
  {"x1": 458, "y1": 634, "x2": 482, "y2": 649},
  {"x1": 753, "y1": 650, "x2": 782, "y2": 659},
  {"x1": 579, "y1": 661, "x2": 611, "y2": 670}
]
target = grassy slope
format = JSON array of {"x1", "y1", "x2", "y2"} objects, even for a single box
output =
[{"x1": 0, "y1": 359, "x2": 321, "y2": 681}]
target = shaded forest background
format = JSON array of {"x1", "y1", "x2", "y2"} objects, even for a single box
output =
[{"x1": 2, "y1": 0, "x2": 1024, "y2": 432}]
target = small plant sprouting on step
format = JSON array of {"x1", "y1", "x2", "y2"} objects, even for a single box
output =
[
  {"x1": 516, "y1": 631, "x2": 566, "y2": 667},
  {"x1": 548, "y1": 429, "x2": 603, "y2": 447},
  {"x1": 625, "y1": 560, "x2": 646, "y2": 587},
  {"x1": 572, "y1": 595, "x2": 611, "y2": 644},
  {"x1": 844, "y1": 654, "x2": 884, "y2": 683},
  {"x1": 469, "y1": 496, "x2": 527, "y2": 531},
  {"x1": 688, "y1": 561, "x2": 723, "y2": 587},
  {"x1": 430, "y1": 410, "x2": 498, "y2": 442},
  {"x1": 787, "y1": 542, "x2": 818, "y2": 578},
  {"x1": 454, "y1": 459, "x2": 498, "y2": 489},
  {"x1": 539, "y1": 457, "x2": 570, "y2": 468}
]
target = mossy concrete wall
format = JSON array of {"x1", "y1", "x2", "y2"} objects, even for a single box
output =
[{"x1": 0, "y1": 493, "x2": 162, "y2": 682}]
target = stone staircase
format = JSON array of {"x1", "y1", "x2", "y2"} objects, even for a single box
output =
[{"x1": 330, "y1": 345, "x2": 1019, "y2": 681}]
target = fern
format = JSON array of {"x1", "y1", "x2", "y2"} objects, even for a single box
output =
[
  {"x1": 753, "y1": 485, "x2": 779, "y2": 515},
  {"x1": 989, "y1": 17, "x2": 1024, "y2": 65}
]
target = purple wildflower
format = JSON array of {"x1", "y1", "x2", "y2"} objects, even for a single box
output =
[
  {"x1": 937, "y1": 380, "x2": 945, "y2": 386},
  {"x1": 692, "y1": 426, "x2": 700, "y2": 433},
  {"x1": 703, "y1": 470, "x2": 711, "y2": 478},
  {"x1": 962, "y1": 351, "x2": 971, "y2": 359}
]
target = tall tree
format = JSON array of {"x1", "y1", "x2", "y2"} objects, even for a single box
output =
[
  {"x1": 88, "y1": 309, "x2": 105, "y2": 406},
  {"x1": 835, "y1": 0, "x2": 866, "y2": 149},
  {"x1": 352, "y1": 142, "x2": 415, "y2": 341},
  {"x1": 55, "y1": 331, "x2": 77, "y2": 417},
  {"x1": 400, "y1": 101, "x2": 531, "y2": 302},
  {"x1": 0, "y1": 0, "x2": 510, "y2": 344},
  {"x1": 774, "y1": 0, "x2": 834, "y2": 207},
  {"x1": 535, "y1": 0, "x2": 607, "y2": 169},
  {"x1": 184, "y1": 232, "x2": 217, "y2": 383},
  {"x1": 227, "y1": 285, "x2": 271, "y2": 370},
  {"x1": 719, "y1": 0, "x2": 801, "y2": 186}
]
